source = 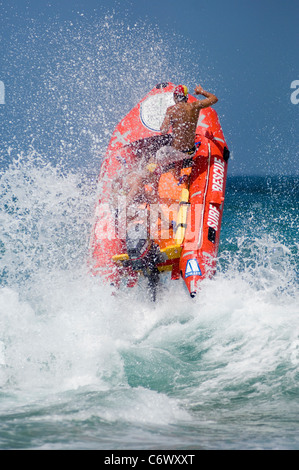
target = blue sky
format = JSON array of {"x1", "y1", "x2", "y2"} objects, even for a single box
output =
[{"x1": 0, "y1": 0, "x2": 298, "y2": 175}]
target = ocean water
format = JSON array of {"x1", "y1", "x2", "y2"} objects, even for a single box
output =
[{"x1": 0, "y1": 155, "x2": 298, "y2": 450}]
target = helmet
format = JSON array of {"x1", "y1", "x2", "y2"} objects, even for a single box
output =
[{"x1": 173, "y1": 84, "x2": 188, "y2": 101}]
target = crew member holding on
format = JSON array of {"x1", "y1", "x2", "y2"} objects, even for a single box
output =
[
  {"x1": 156, "y1": 83, "x2": 218, "y2": 164},
  {"x1": 125, "y1": 83, "x2": 218, "y2": 203}
]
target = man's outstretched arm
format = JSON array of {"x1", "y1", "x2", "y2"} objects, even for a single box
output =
[{"x1": 194, "y1": 84, "x2": 218, "y2": 108}]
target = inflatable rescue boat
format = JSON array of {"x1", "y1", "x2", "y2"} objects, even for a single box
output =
[{"x1": 89, "y1": 82, "x2": 229, "y2": 299}]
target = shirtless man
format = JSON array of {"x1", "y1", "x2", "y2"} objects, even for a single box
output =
[
  {"x1": 156, "y1": 83, "x2": 218, "y2": 164},
  {"x1": 124, "y1": 83, "x2": 218, "y2": 203}
]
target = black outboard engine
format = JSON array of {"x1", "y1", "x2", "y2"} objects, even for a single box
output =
[
  {"x1": 126, "y1": 221, "x2": 161, "y2": 301},
  {"x1": 126, "y1": 222, "x2": 150, "y2": 262}
]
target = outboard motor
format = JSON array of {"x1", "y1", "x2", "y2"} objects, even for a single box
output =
[
  {"x1": 126, "y1": 222, "x2": 150, "y2": 262},
  {"x1": 126, "y1": 221, "x2": 160, "y2": 301}
]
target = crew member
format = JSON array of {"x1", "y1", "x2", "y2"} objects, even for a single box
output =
[
  {"x1": 156, "y1": 83, "x2": 218, "y2": 165},
  {"x1": 125, "y1": 83, "x2": 218, "y2": 204}
]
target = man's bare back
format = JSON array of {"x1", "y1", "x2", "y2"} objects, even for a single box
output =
[
  {"x1": 163, "y1": 102, "x2": 201, "y2": 151},
  {"x1": 160, "y1": 84, "x2": 218, "y2": 151}
]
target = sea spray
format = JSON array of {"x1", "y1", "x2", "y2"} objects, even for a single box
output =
[{"x1": 1, "y1": 11, "x2": 207, "y2": 173}]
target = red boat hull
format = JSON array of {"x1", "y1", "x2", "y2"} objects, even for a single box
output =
[{"x1": 89, "y1": 82, "x2": 229, "y2": 297}]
